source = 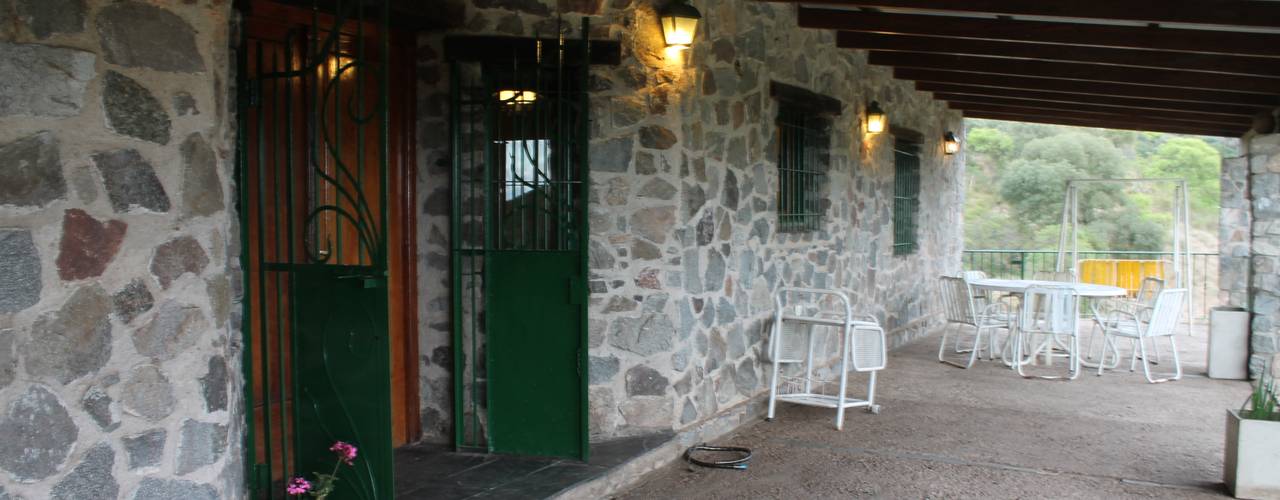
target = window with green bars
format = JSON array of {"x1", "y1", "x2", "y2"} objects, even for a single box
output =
[
  {"x1": 893, "y1": 140, "x2": 921, "y2": 255},
  {"x1": 776, "y1": 104, "x2": 829, "y2": 232}
]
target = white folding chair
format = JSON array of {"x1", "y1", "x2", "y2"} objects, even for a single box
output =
[
  {"x1": 937, "y1": 275, "x2": 1010, "y2": 368},
  {"x1": 1096, "y1": 288, "x2": 1186, "y2": 383},
  {"x1": 1014, "y1": 285, "x2": 1082, "y2": 380}
]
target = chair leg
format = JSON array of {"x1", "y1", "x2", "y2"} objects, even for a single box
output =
[
  {"x1": 767, "y1": 322, "x2": 782, "y2": 420},
  {"x1": 954, "y1": 324, "x2": 970, "y2": 353},
  {"x1": 1129, "y1": 338, "x2": 1139, "y2": 372},
  {"x1": 1084, "y1": 321, "x2": 1100, "y2": 361},
  {"x1": 1069, "y1": 334, "x2": 1081, "y2": 380},
  {"x1": 1096, "y1": 332, "x2": 1109, "y2": 377},
  {"x1": 1137, "y1": 336, "x2": 1173, "y2": 383},
  {"x1": 866, "y1": 370, "x2": 878, "y2": 410},
  {"x1": 937, "y1": 323, "x2": 952, "y2": 363},
  {"x1": 941, "y1": 324, "x2": 982, "y2": 369},
  {"x1": 1103, "y1": 336, "x2": 1121, "y2": 369},
  {"x1": 1168, "y1": 335, "x2": 1182, "y2": 381},
  {"x1": 987, "y1": 327, "x2": 1002, "y2": 361},
  {"x1": 834, "y1": 329, "x2": 851, "y2": 430},
  {"x1": 1015, "y1": 332, "x2": 1031, "y2": 378}
]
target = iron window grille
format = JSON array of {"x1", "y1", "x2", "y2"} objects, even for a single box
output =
[
  {"x1": 776, "y1": 105, "x2": 829, "y2": 233},
  {"x1": 893, "y1": 140, "x2": 921, "y2": 255}
]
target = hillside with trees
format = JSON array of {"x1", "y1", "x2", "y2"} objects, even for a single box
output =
[{"x1": 963, "y1": 119, "x2": 1238, "y2": 252}]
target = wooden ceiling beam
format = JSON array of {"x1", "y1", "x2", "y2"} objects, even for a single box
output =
[
  {"x1": 869, "y1": 51, "x2": 1280, "y2": 94},
  {"x1": 951, "y1": 103, "x2": 1248, "y2": 136},
  {"x1": 796, "y1": 8, "x2": 1280, "y2": 57},
  {"x1": 960, "y1": 110, "x2": 1244, "y2": 137},
  {"x1": 838, "y1": 31, "x2": 1280, "y2": 78},
  {"x1": 777, "y1": 1, "x2": 1280, "y2": 30},
  {"x1": 915, "y1": 82, "x2": 1268, "y2": 117},
  {"x1": 936, "y1": 94, "x2": 1253, "y2": 127},
  {"x1": 893, "y1": 69, "x2": 1280, "y2": 108}
]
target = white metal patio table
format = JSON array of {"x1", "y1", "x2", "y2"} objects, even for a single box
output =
[
  {"x1": 968, "y1": 279, "x2": 1126, "y2": 299},
  {"x1": 968, "y1": 279, "x2": 1126, "y2": 368}
]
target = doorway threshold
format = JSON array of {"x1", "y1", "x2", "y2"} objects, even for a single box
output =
[{"x1": 394, "y1": 432, "x2": 674, "y2": 499}]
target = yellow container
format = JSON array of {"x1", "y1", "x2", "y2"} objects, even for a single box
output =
[{"x1": 1078, "y1": 259, "x2": 1168, "y2": 297}]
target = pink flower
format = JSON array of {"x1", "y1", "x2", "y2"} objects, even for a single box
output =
[
  {"x1": 330, "y1": 441, "x2": 358, "y2": 465},
  {"x1": 286, "y1": 476, "x2": 312, "y2": 496}
]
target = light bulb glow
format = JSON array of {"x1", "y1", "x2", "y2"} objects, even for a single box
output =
[
  {"x1": 659, "y1": 1, "x2": 702, "y2": 49},
  {"x1": 498, "y1": 90, "x2": 537, "y2": 105},
  {"x1": 943, "y1": 132, "x2": 960, "y2": 154},
  {"x1": 661, "y1": 16, "x2": 698, "y2": 47},
  {"x1": 866, "y1": 101, "x2": 887, "y2": 134}
]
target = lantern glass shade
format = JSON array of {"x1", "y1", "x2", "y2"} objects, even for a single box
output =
[
  {"x1": 943, "y1": 132, "x2": 960, "y2": 154},
  {"x1": 660, "y1": 1, "x2": 701, "y2": 47},
  {"x1": 866, "y1": 101, "x2": 887, "y2": 134},
  {"x1": 498, "y1": 90, "x2": 537, "y2": 105}
]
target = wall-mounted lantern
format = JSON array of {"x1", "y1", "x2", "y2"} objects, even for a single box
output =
[
  {"x1": 498, "y1": 90, "x2": 537, "y2": 105},
  {"x1": 943, "y1": 131, "x2": 960, "y2": 154},
  {"x1": 865, "y1": 101, "x2": 887, "y2": 134},
  {"x1": 659, "y1": 0, "x2": 701, "y2": 49}
]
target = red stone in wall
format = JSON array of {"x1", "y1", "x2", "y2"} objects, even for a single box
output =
[{"x1": 56, "y1": 209, "x2": 126, "y2": 281}]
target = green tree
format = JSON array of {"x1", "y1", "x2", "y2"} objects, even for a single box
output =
[
  {"x1": 1141, "y1": 137, "x2": 1221, "y2": 214},
  {"x1": 966, "y1": 127, "x2": 1014, "y2": 161},
  {"x1": 1020, "y1": 132, "x2": 1125, "y2": 178},
  {"x1": 998, "y1": 158, "x2": 1076, "y2": 226}
]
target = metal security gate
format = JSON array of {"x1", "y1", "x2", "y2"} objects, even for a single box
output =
[
  {"x1": 450, "y1": 20, "x2": 591, "y2": 459},
  {"x1": 238, "y1": 1, "x2": 393, "y2": 497},
  {"x1": 892, "y1": 140, "x2": 921, "y2": 255}
]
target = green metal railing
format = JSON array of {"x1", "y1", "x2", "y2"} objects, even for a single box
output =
[{"x1": 962, "y1": 249, "x2": 1220, "y2": 319}]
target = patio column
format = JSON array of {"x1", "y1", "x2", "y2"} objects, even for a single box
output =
[{"x1": 1227, "y1": 133, "x2": 1280, "y2": 378}]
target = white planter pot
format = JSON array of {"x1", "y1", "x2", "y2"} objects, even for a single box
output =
[{"x1": 1225, "y1": 410, "x2": 1280, "y2": 499}]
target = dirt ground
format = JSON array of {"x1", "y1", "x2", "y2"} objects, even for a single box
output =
[{"x1": 617, "y1": 325, "x2": 1250, "y2": 499}]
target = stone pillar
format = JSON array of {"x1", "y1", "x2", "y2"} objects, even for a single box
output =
[
  {"x1": 1220, "y1": 156, "x2": 1251, "y2": 309},
  {"x1": 0, "y1": 1, "x2": 240, "y2": 498},
  {"x1": 1246, "y1": 134, "x2": 1280, "y2": 377}
]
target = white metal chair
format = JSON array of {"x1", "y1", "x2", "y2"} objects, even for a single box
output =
[
  {"x1": 767, "y1": 287, "x2": 885, "y2": 430},
  {"x1": 1087, "y1": 277, "x2": 1165, "y2": 367},
  {"x1": 1096, "y1": 288, "x2": 1186, "y2": 383},
  {"x1": 937, "y1": 275, "x2": 1011, "y2": 368},
  {"x1": 1013, "y1": 285, "x2": 1082, "y2": 380}
]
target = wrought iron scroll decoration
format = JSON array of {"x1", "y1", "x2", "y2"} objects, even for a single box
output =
[{"x1": 304, "y1": 5, "x2": 383, "y2": 266}]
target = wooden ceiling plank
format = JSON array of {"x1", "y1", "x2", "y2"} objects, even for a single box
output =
[
  {"x1": 838, "y1": 31, "x2": 1280, "y2": 78},
  {"x1": 961, "y1": 110, "x2": 1243, "y2": 137},
  {"x1": 869, "y1": 51, "x2": 1280, "y2": 94},
  {"x1": 796, "y1": 8, "x2": 1280, "y2": 57},
  {"x1": 915, "y1": 82, "x2": 1267, "y2": 116},
  {"x1": 951, "y1": 102, "x2": 1247, "y2": 134},
  {"x1": 935, "y1": 94, "x2": 1254, "y2": 126},
  {"x1": 894, "y1": 68, "x2": 1280, "y2": 107},
  {"x1": 780, "y1": 1, "x2": 1280, "y2": 30}
]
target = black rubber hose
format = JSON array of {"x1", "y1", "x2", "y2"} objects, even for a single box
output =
[{"x1": 684, "y1": 443, "x2": 752, "y2": 470}]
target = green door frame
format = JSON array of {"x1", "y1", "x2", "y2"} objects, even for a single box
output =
[
  {"x1": 448, "y1": 19, "x2": 593, "y2": 460},
  {"x1": 236, "y1": 0, "x2": 395, "y2": 496}
]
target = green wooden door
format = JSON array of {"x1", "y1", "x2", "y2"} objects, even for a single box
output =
[{"x1": 488, "y1": 252, "x2": 584, "y2": 457}]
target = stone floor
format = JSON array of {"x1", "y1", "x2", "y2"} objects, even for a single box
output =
[
  {"x1": 618, "y1": 323, "x2": 1252, "y2": 499},
  {"x1": 394, "y1": 431, "x2": 673, "y2": 498}
]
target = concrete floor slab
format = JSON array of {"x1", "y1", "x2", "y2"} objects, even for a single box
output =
[{"x1": 619, "y1": 325, "x2": 1249, "y2": 499}]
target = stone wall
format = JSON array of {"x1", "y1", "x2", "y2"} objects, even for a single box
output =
[
  {"x1": 1220, "y1": 155, "x2": 1250, "y2": 311},
  {"x1": 416, "y1": 0, "x2": 964, "y2": 443},
  {"x1": 0, "y1": 1, "x2": 242, "y2": 498},
  {"x1": 1243, "y1": 134, "x2": 1280, "y2": 377}
]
